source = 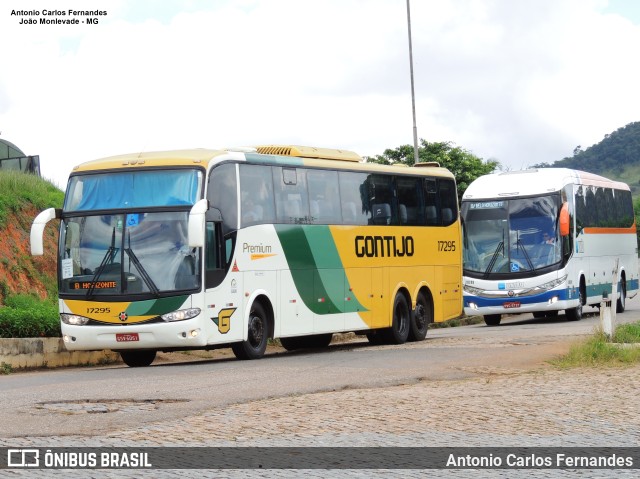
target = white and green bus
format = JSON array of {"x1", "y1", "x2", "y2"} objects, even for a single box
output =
[{"x1": 31, "y1": 145, "x2": 462, "y2": 367}]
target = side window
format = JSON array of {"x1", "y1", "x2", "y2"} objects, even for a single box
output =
[
  {"x1": 439, "y1": 179, "x2": 458, "y2": 226},
  {"x1": 273, "y1": 167, "x2": 310, "y2": 224},
  {"x1": 396, "y1": 176, "x2": 424, "y2": 225},
  {"x1": 205, "y1": 222, "x2": 220, "y2": 270},
  {"x1": 424, "y1": 178, "x2": 439, "y2": 225},
  {"x1": 239, "y1": 164, "x2": 276, "y2": 227},
  {"x1": 205, "y1": 221, "x2": 228, "y2": 289},
  {"x1": 208, "y1": 163, "x2": 238, "y2": 234},
  {"x1": 338, "y1": 171, "x2": 370, "y2": 225},
  {"x1": 307, "y1": 170, "x2": 341, "y2": 224},
  {"x1": 368, "y1": 174, "x2": 395, "y2": 225}
]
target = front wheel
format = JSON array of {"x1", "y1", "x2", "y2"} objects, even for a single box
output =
[
  {"x1": 120, "y1": 350, "x2": 156, "y2": 367},
  {"x1": 566, "y1": 286, "x2": 584, "y2": 321},
  {"x1": 484, "y1": 314, "x2": 501, "y2": 326},
  {"x1": 232, "y1": 302, "x2": 269, "y2": 360}
]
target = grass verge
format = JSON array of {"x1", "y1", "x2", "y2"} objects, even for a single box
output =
[{"x1": 551, "y1": 321, "x2": 640, "y2": 368}]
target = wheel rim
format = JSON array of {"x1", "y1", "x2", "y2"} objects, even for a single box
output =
[{"x1": 248, "y1": 314, "x2": 264, "y2": 348}]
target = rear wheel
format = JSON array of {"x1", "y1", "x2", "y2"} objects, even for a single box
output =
[
  {"x1": 616, "y1": 277, "x2": 627, "y2": 313},
  {"x1": 120, "y1": 350, "x2": 156, "y2": 368},
  {"x1": 232, "y1": 302, "x2": 269, "y2": 360},
  {"x1": 408, "y1": 292, "x2": 430, "y2": 341},
  {"x1": 484, "y1": 314, "x2": 501, "y2": 326}
]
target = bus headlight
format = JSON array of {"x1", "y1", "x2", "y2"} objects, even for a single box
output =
[
  {"x1": 161, "y1": 308, "x2": 201, "y2": 322},
  {"x1": 61, "y1": 314, "x2": 90, "y2": 325},
  {"x1": 532, "y1": 275, "x2": 568, "y2": 293}
]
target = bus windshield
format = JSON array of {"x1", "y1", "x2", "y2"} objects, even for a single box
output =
[
  {"x1": 462, "y1": 194, "x2": 562, "y2": 276},
  {"x1": 59, "y1": 212, "x2": 200, "y2": 297},
  {"x1": 64, "y1": 169, "x2": 202, "y2": 211}
]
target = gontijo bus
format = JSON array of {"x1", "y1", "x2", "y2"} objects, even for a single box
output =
[
  {"x1": 31, "y1": 145, "x2": 462, "y2": 367},
  {"x1": 461, "y1": 168, "x2": 638, "y2": 326}
]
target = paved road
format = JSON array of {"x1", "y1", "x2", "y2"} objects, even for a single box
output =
[{"x1": 1, "y1": 300, "x2": 639, "y2": 478}]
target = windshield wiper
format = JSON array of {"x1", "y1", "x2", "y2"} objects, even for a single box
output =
[
  {"x1": 516, "y1": 238, "x2": 535, "y2": 271},
  {"x1": 484, "y1": 241, "x2": 504, "y2": 277},
  {"x1": 87, "y1": 227, "x2": 117, "y2": 299},
  {"x1": 124, "y1": 233, "x2": 160, "y2": 297}
]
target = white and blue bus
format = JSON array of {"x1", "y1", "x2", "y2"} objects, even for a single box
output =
[{"x1": 461, "y1": 168, "x2": 639, "y2": 325}]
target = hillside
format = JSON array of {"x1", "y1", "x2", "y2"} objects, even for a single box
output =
[
  {"x1": 0, "y1": 171, "x2": 62, "y2": 305},
  {"x1": 534, "y1": 121, "x2": 640, "y2": 196}
]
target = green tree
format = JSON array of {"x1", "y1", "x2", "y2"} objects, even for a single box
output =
[{"x1": 365, "y1": 139, "x2": 499, "y2": 199}]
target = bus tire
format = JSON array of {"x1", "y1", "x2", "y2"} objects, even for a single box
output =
[
  {"x1": 484, "y1": 314, "x2": 501, "y2": 326},
  {"x1": 120, "y1": 350, "x2": 156, "y2": 367},
  {"x1": 386, "y1": 292, "x2": 411, "y2": 344},
  {"x1": 232, "y1": 302, "x2": 269, "y2": 360},
  {"x1": 566, "y1": 286, "x2": 584, "y2": 321},
  {"x1": 616, "y1": 276, "x2": 627, "y2": 313},
  {"x1": 408, "y1": 292, "x2": 431, "y2": 341}
]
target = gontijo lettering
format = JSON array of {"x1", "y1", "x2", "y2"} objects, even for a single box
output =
[{"x1": 355, "y1": 235, "x2": 414, "y2": 258}]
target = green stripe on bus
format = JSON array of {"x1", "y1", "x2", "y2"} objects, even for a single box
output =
[
  {"x1": 125, "y1": 295, "x2": 189, "y2": 316},
  {"x1": 276, "y1": 225, "x2": 365, "y2": 315}
]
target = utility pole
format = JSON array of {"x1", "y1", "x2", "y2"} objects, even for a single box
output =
[{"x1": 406, "y1": 0, "x2": 420, "y2": 165}]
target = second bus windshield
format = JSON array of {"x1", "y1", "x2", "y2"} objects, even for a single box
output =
[{"x1": 462, "y1": 195, "x2": 562, "y2": 276}]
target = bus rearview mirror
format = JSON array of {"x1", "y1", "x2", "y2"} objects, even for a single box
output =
[{"x1": 559, "y1": 203, "x2": 570, "y2": 236}]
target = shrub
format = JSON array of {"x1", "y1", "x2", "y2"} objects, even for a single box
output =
[{"x1": 0, "y1": 294, "x2": 60, "y2": 338}]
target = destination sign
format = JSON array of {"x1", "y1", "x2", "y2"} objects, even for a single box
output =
[{"x1": 70, "y1": 281, "x2": 118, "y2": 290}]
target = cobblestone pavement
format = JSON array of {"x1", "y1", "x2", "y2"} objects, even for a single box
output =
[{"x1": 2, "y1": 360, "x2": 639, "y2": 478}]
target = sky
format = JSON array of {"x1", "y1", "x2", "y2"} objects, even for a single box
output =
[{"x1": 1, "y1": 0, "x2": 640, "y2": 189}]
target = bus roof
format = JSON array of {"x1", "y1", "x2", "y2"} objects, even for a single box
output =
[
  {"x1": 462, "y1": 168, "x2": 630, "y2": 200},
  {"x1": 70, "y1": 146, "x2": 455, "y2": 179}
]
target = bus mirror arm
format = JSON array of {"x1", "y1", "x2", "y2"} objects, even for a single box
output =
[
  {"x1": 206, "y1": 207, "x2": 223, "y2": 222},
  {"x1": 188, "y1": 199, "x2": 209, "y2": 248},
  {"x1": 30, "y1": 208, "x2": 61, "y2": 256}
]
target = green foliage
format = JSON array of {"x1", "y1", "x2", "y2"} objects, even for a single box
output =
[
  {"x1": 550, "y1": 122, "x2": 640, "y2": 175},
  {"x1": 0, "y1": 293, "x2": 60, "y2": 338},
  {"x1": 0, "y1": 362, "x2": 12, "y2": 375},
  {"x1": 365, "y1": 139, "x2": 499, "y2": 199},
  {"x1": 551, "y1": 322, "x2": 640, "y2": 368},
  {"x1": 0, "y1": 171, "x2": 63, "y2": 227}
]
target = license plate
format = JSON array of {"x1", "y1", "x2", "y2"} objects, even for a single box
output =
[
  {"x1": 116, "y1": 333, "x2": 139, "y2": 342},
  {"x1": 503, "y1": 301, "x2": 521, "y2": 309}
]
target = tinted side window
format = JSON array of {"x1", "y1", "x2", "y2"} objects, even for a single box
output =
[
  {"x1": 307, "y1": 169, "x2": 341, "y2": 224},
  {"x1": 208, "y1": 163, "x2": 238, "y2": 234},
  {"x1": 368, "y1": 174, "x2": 395, "y2": 225},
  {"x1": 239, "y1": 164, "x2": 276, "y2": 227},
  {"x1": 439, "y1": 179, "x2": 458, "y2": 226},
  {"x1": 273, "y1": 167, "x2": 311, "y2": 224},
  {"x1": 396, "y1": 176, "x2": 424, "y2": 225},
  {"x1": 338, "y1": 171, "x2": 370, "y2": 225}
]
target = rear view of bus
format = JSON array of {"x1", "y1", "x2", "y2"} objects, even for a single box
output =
[{"x1": 461, "y1": 168, "x2": 639, "y2": 326}]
